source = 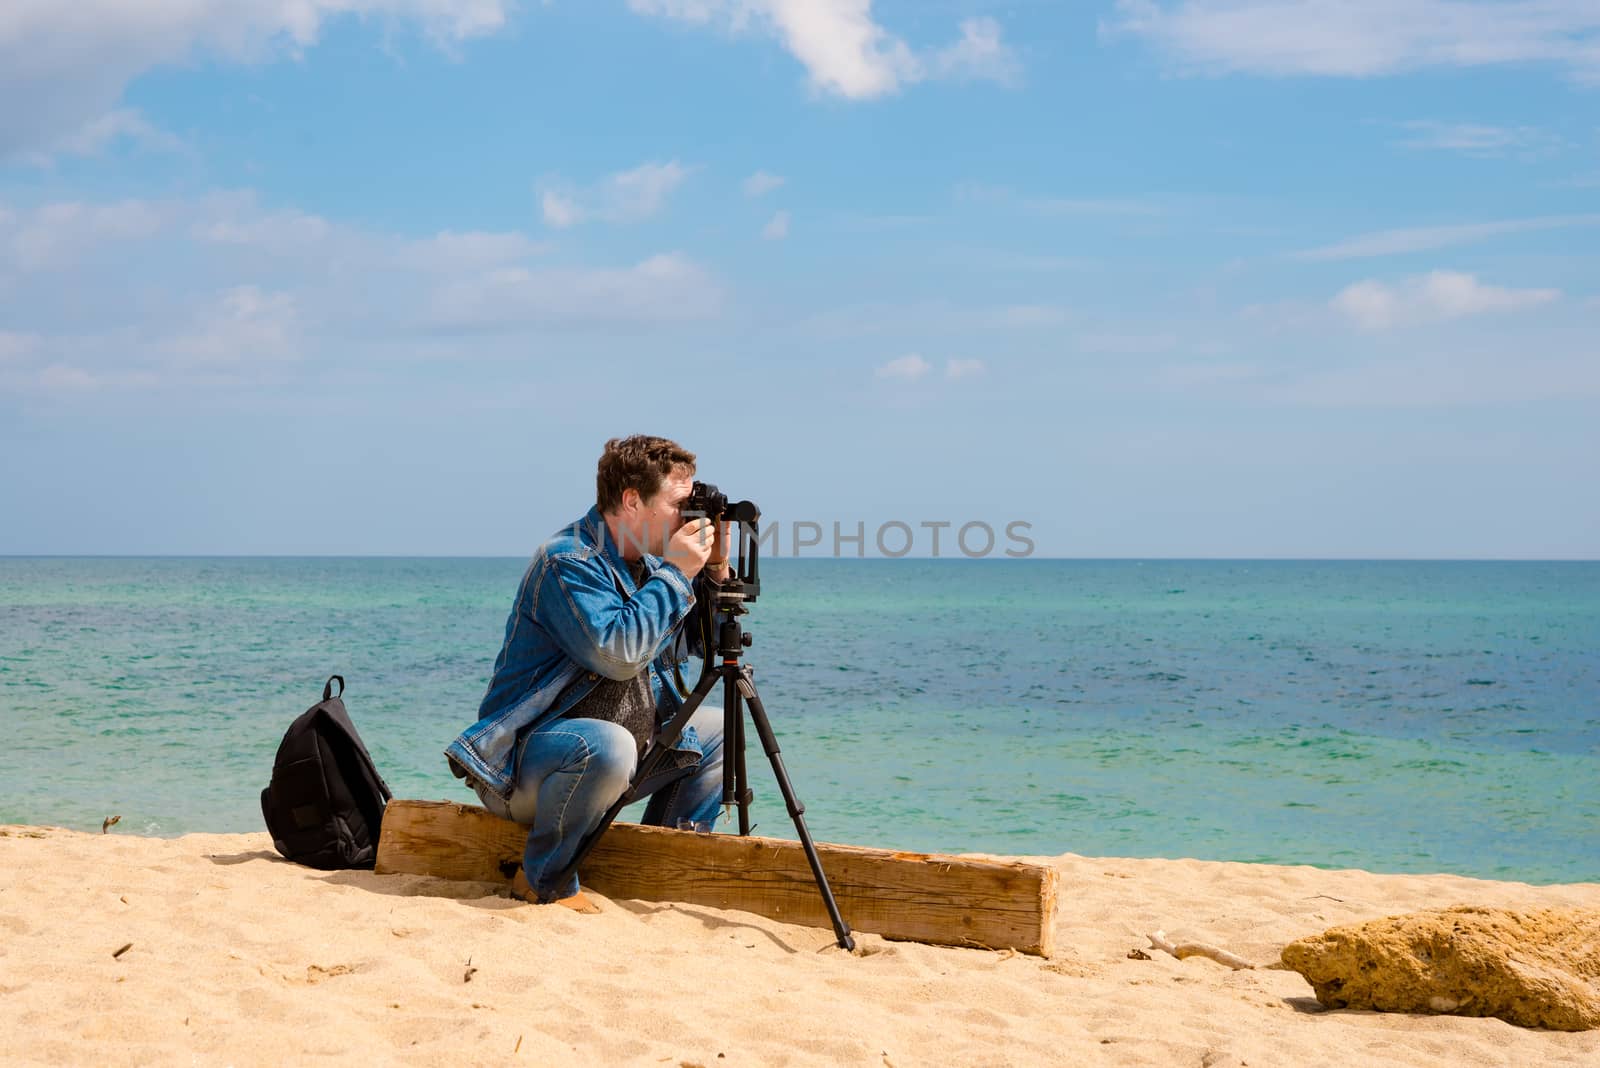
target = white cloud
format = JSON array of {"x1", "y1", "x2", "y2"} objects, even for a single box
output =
[
  {"x1": 193, "y1": 206, "x2": 332, "y2": 252},
  {"x1": 929, "y1": 17, "x2": 1022, "y2": 86},
  {"x1": 872, "y1": 354, "x2": 986, "y2": 382},
  {"x1": 1104, "y1": 0, "x2": 1600, "y2": 84},
  {"x1": 607, "y1": 160, "x2": 692, "y2": 220},
  {"x1": 0, "y1": 2, "x2": 515, "y2": 158},
  {"x1": 20, "y1": 108, "x2": 186, "y2": 165},
  {"x1": 6, "y1": 199, "x2": 169, "y2": 271},
  {"x1": 397, "y1": 230, "x2": 551, "y2": 272},
  {"x1": 875, "y1": 353, "x2": 931, "y2": 381},
  {"x1": 1394, "y1": 120, "x2": 1564, "y2": 157},
  {"x1": 166, "y1": 286, "x2": 301, "y2": 366},
  {"x1": 628, "y1": 1, "x2": 1019, "y2": 99},
  {"x1": 11, "y1": 281, "x2": 309, "y2": 391},
  {"x1": 1292, "y1": 214, "x2": 1600, "y2": 261},
  {"x1": 743, "y1": 170, "x2": 786, "y2": 197},
  {"x1": 540, "y1": 192, "x2": 584, "y2": 229},
  {"x1": 12, "y1": 339, "x2": 164, "y2": 392},
  {"x1": 188, "y1": 193, "x2": 547, "y2": 272},
  {"x1": 761, "y1": 210, "x2": 790, "y2": 240},
  {"x1": 539, "y1": 160, "x2": 691, "y2": 229},
  {"x1": 35, "y1": 364, "x2": 99, "y2": 391},
  {"x1": 1330, "y1": 282, "x2": 1398, "y2": 329},
  {"x1": 425, "y1": 252, "x2": 723, "y2": 330},
  {"x1": 1332, "y1": 271, "x2": 1560, "y2": 330},
  {"x1": 0, "y1": 191, "x2": 730, "y2": 394}
]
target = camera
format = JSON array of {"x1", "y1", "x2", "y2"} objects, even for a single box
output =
[
  {"x1": 684, "y1": 481, "x2": 760, "y2": 526},
  {"x1": 685, "y1": 480, "x2": 727, "y2": 521}
]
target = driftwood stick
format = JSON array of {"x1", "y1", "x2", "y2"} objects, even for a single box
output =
[
  {"x1": 1174, "y1": 943, "x2": 1255, "y2": 970},
  {"x1": 1147, "y1": 929, "x2": 1254, "y2": 971}
]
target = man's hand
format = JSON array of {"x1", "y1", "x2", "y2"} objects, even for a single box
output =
[{"x1": 664, "y1": 518, "x2": 716, "y2": 579}]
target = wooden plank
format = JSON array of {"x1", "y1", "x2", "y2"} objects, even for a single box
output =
[{"x1": 375, "y1": 799, "x2": 1056, "y2": 957}]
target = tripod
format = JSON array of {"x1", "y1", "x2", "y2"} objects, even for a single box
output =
[{"x1": 551, "y1": 565, "x2": 856, "y2": 952}]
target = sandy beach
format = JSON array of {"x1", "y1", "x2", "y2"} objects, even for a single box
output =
[{"x1": 2, "y1": 824, "x2": 1597, "y2": 1067}]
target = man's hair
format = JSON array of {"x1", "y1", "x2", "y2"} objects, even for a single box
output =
[{"x1": 596, "y1": 435, "x2": 696, "y2": 513}]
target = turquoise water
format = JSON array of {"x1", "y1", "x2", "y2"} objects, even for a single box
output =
[{"x1": 1, "y1": 558, "x2": 1596, "y2": 883}]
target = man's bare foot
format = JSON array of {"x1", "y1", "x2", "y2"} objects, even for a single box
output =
[
  {"x1": 552, "y1": 890, "x2": 601, "y2": 914},
  {"x1": 510, "y1": 869, "x2": 601, "y2": 913},
  {"x1": 509, "y1": 868, "x2": 538, "y2": 903}
]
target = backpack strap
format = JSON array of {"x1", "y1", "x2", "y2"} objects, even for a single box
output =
[{"x1": 323, "y1": 675, "x2": 345, "y2": 701}]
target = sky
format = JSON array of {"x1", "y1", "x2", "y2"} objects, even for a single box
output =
[{"x1": 0, "y1": 0, "x2": 1596, "y2": 559}]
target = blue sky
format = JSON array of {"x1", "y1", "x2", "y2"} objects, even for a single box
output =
[{"x1": 1, "y1": 1, "x2": 1596, "y2": 558}]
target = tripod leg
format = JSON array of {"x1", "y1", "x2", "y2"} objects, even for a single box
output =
[
  {"x1": 726, "y1": 669, "x2": 753, "y2": 835},
  {"x1": 657, "y1": 661, "x2": 722, "y2": 752},
  {"x1": 736, "y1": 671, "x2": 856, "y2": 951}
]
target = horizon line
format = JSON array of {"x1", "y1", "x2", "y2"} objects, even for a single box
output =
[{"x1": 2, "y1": 554, "x2": 1597, "y2": 563}]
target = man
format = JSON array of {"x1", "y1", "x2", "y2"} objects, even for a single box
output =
[{"x1": 444, "y1": 435, "x2": 728, "y2": 912}]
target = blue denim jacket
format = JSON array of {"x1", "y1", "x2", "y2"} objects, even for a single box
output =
[{"x1": 444, "y1": 505, "x2": 706, "y2": 800}]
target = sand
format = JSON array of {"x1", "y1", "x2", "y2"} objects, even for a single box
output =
[{"x1": 3, "y1": 825, "x2": 1598, "y2": 1067}]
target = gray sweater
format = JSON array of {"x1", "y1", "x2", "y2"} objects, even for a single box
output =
[{"x1": 559, "y1": 556, "x2": 661, "y2": 758}]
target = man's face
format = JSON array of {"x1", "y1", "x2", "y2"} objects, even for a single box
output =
[{"x1": 622, "y1": 467, "x2": 694, "y2": 558}]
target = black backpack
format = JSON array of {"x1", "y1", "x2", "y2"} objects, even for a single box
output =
[{"x1": 260, "y1": 675, "x2": 393, "y2": 870}]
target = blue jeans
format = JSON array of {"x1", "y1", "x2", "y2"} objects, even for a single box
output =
[{"x1": 475, "y1": 701, "x2": 725, "y2": 902}]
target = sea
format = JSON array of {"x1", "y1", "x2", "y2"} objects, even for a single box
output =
[{"x1": 1, "y1": 557, "x2": 1595, "y2": 884}]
